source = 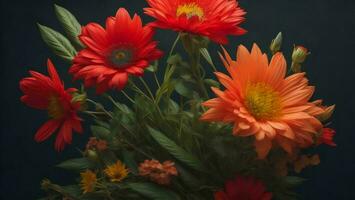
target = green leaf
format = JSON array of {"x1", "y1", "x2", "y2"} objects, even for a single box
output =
[
  {"x1": 204, "y1": 79, "x2": 220, "y2": 88},
  {"x1": 38, "y1": 23, "x2": 77, "y2": 61},
  {"x1": 122, "y1": 150, "x2": 138, "y2": 174},
  {"x1": 62, "y1": 185, "x2": 81, "y2": 198},
  {"x1": 56, "y1": 158, "x2": 93, "y2": 171},
  {"x1": 54, "y1": 4, "x2": 84, "y2": 49},
  {"x1": 175, "y1": 164, "x2": 202, "y2": 189},
  {"x1": 91, "y1": 125, "x2": 111, "y2": 139},
  {"x1": 147, "y1": 126, "x2": 207, "y2": 172},
  {"x1": 284, "y1": 176, "x2": 306, "y2": 187},
  {"x1": 174, "y1": 79, "x2": 195, "y2": 98},
  {"x1": 127, "y1": 182, "x2": 181, "y2": 200},
  {"x1": 146, "y1": 61, "x2": 158, "y2": 72},
  {"x1": 200, "y1": 48, "x2": 215, "y2": 68}
]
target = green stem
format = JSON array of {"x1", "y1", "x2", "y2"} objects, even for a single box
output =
[
  {"x1": 153, "y1": 72, "x2": 161, "y2": 88},
  {"x1": 139, "y1": 77, "x2": 155, "y2": 101},
  {"x1": 86, "y1": 99, "x2": 113, "y2": 118},
  {"x1": 121, "y1": 90, "x2": 135, "y2": 104},
  {"x1": 169, "y1": 33, "x2": 181, "y2": 57},
  {"x1": 190, "y1": 50, "x2": 209, "y2": 99}
]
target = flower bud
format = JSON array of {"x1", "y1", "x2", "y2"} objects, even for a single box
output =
[
  {"x1": 269, "y1": 32, "x2": 282, "y2": 54},
  {"x1": 71, "y1": 91, "x2": 87, "y2": 111},
  {"x1": 291, "y1": 45, "x2": 310, "y2": 73},
  {"x1": 292, "y1": 45, "x2": 309, "y2": 63},
  {"x1": 317, "y1": 104, "x2": 336, "y2": 122},
  {"x1": 86, "y1": 149, "x2": 100, "y2": 162}
]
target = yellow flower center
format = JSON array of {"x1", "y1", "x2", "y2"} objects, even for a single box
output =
[
  {"x1": 245, "y1": 83, "x2": 281, "y2": 120},
  {"x1": 48, "y1": 95, "x2": 65, "y2": 119},
  {"x1": 104, "y1": 161, "x2": 129, "y2": 182},
  {"x1": 176, "y1": 3, "x2": 204, "y2": 20}
]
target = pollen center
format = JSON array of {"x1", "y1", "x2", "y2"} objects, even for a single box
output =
[
  {"x1": 48, "y1": 95, "x2": 65, "y2": 119},
  {"x1": 176, "y1": 3, "x2": 204, "y2": 20},
  {"x1": 245, "y1": 83, "x2": 281, "y2": 120},
  {"x1": 109, "y1": 49, "x2": 132, "y2": 68}
]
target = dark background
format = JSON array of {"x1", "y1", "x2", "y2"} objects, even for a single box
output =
[{"x1": 1, "y1": 0, "x2": 354, "y2": 199}]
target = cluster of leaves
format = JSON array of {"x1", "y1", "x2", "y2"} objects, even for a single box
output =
[{"x1": 37, "y1": 5, "x2": 306, "y2": 200}]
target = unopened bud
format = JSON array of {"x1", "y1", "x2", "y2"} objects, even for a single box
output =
[
  {"x1": 291, "y1": 45, "x2": 310, "y2": 73},
  {"x1": 86, "y1": 149, "x2": 99, "y2": 162},
  {"x1": 317, "y1": 104, "x2": 336, "y2": 122},
  {"x1": 71, "y1": 91, "x2": 87, "y2": 111},
  {"x1": 270, "y1": 32, "x2": 283, "y2": 54}
]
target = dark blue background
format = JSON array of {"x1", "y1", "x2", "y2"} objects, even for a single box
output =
[{"x1": 1, "y1": 0, "x2": 354, "y2": 199}]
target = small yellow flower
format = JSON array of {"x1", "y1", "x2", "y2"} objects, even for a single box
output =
[
  {"x1": 104, "y1": 161, "x2": 129, "y2": 182},
  {"x1": 80, "y1": 170, "x2": 97, "y2": 194}
]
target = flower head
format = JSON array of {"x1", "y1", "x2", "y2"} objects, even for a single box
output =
[
  {"x1": 80, "y1": 170, "x2": 97, "y2": 194},
  {"x1": 201, "y1": 44, "x2": 325, "y2": 158},
  {"x1": 86, "y1": 137, "x2": 108, "y2": 152},
  {"x1": 144, "y1": 0, "x2": 246, "y2": 44},
  {"x1": 70, "y1": 8, "x2": 163, "y2": 94},
  {"x1": 104, "y1": 161, "x2": 129, "y2": 182},
  {"x1": 20, "y1": 59, "x2": 83, "y2": 151},
  {"x1": 139, "y1": 159, "x2": 178, "y2": 185},
  {"x1": 318, "y1": 128, "x2": 336, "y2": 147},
  {"x1": 214, "y1": 176, "x2": 272, "y2": 200}
]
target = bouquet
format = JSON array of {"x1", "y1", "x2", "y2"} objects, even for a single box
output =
[{"x1": 20, "y1": 1, "x2": 336, "y2": 199}]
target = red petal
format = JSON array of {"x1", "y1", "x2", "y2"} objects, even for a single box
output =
[{"x1": 34, "y1": 119, "x2": 61, "y2": 142}]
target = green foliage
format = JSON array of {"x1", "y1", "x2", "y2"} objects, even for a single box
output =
[
  {"x1": 147, "y1": 126, "x2": 207, "y2": 173},
  {"x1": 37, "y1": 23, "x2": 77, "y2": 61},
  {"x1": 56, "y1": 158, "x2": 93, "y2": 171},
  {"x1": 126, "y1": 182, "x2": 181, "y2": 200},
  {"x1": 54, "y1": 4, "x2": 84, "y2": 49}
]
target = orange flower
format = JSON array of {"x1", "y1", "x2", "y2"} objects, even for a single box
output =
[
  {"x1": 201, "y1": 44, "x2": 325, "y2": 158},
  {"x1": 144, "y1": 0, "x2": 246, "y2": 44},
  {"x1": 138, "y1": 159, "x2": 178, "y2": 185}
]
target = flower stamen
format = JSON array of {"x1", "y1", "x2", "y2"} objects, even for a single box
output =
[
  {"x1": 47, "y1": 95, "x2": 65, "y2": 119},
  {"x1": 176, "y1": 3, "x2": 204, "y2": 20},
  {"x1": 245, "y1": 83, "x2": 281, "y2": 120}
]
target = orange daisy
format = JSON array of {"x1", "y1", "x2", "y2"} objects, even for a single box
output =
[
  {"x1": 201, "y1": 44, "x2": 325, "y2": 158},
  {"x1": 144, "y1": 0, "x2": 246, "y2": 44}
]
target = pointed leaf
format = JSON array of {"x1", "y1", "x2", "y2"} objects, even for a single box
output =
[
  {"x1": 127, "y1": 182, "x2": 181, "y2": 200},
  {"x1": 56, "y1": 158, "x2": 93, "y2": 171},
  {"x1": 147, "y1": 126, "x2": 207, "y2": 172},
  {"x1": 38, "y1": 23, "x2": 77, "y2": 61},
  {"x1": 54, "y1": 4, "x2": 83, "y2": 49}
]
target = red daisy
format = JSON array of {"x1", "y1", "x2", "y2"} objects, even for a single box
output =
[
  {"x1": 214, "y1": 176, "x2": 272, "y2": 200},
  {"x1": 70, "y1": 8, "x2": 163, "y2": 94},
  {"x1": 20, "y1": 59, "x2": 83, "y2": 151},
  {"x1": 144, "y1": 0, "x2": 246, "y2": 44}
]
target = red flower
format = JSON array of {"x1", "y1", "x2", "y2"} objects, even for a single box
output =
[
  {"x1": 144, "y1": 0, "x2": 246, "y2": 44},
  {"x1": 20, "y1": 59, "x2": 83, "y2": 151},
  {"x1": 70, "y1": 8, "x2": 163, "y2": 94},
  {"x1": 214, "y1": 176, "x2": 272, "y2": 200},
  {"x1": 319, "y1": 128, "x2": 336, "y2": 147}
]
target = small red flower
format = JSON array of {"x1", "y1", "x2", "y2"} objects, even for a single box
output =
[
  {"x1": 20, "y1": 59, "x2": 83, "y2": 151},
  {"x1": 144, "y1": 0, "x2": 246, "y2": 44},
  {"x1": 70, "y1": 8, "x2": 163, "y2": 94},
  {"x1": 214, "y1": 176, "x2": 272, "y2": 200},
  {"x1": 319, "y1": 128, "x2": 336, "y2": 147}
]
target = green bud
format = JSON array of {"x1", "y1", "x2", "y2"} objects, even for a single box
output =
[
  {"x1": 86, "y1": 149, "x2": 99, "y2": 162},
  {"x1": 291, "y1": 45, "x2": 310, "y2": 73},
  {"x1": 270, "y1": 32, "x2": 283, "y2": 54}
]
